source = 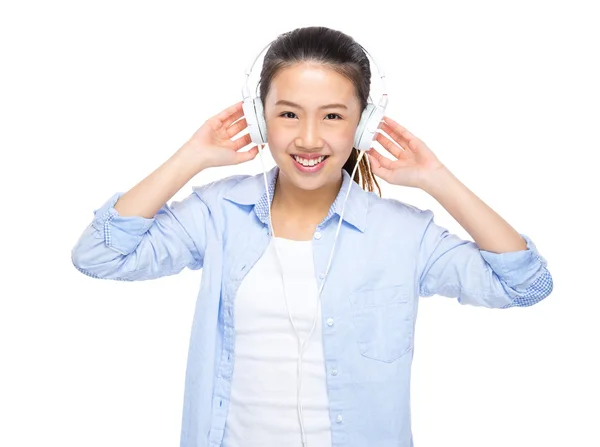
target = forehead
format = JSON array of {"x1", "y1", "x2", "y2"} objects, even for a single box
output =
[{"x1": 267, "y1": 62, "x2": 358, "y2": 105}]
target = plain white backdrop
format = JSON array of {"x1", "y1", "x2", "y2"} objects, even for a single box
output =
[{"x1": 1, "y1": 0, "x2": 598, "y2": 446}]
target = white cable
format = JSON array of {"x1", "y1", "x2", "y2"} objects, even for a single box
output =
[{"x1": 256, "y1": 144, "x2": 366, "y2": 447}]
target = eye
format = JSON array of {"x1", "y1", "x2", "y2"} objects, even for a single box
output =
[
  {"x1": 280, "y1": 111, "x2": 297, "y2": 119},
  {"x1": 325, "y1": 113, "x2": 343, "y2": 120}
]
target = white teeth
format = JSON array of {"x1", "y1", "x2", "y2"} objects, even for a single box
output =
[{"x1": 293, "y1": 155, "x2": 326, "y2": 166}]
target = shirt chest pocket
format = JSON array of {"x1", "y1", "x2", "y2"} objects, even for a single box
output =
[{"x1": 349, "y1": 285, "x2": 414, "y2": 363}]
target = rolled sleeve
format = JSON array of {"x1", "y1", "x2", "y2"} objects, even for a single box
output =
[
  {"x1": 91, "y1": 192, "x2": 155, "y2": 256},
  {"x1": 480, "y1": 234, "x2": 553, "y2": 308},
  {"x1": 418, "y1": 210, "x2": 553, "y2": 308},
  {"x1": 72, "y1": 189, "x2": 208, "y2": 281}
]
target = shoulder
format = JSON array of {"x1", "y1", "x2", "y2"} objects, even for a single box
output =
[
  {"x1": 361, "y1": 191, "x2": 438, "y2": 243},
  {"x1": 191, "y1": 173, "x2": 250, "y2": 201},
  {"x1": 367, "y1": 191, "x2": 434, "y2": 225}
]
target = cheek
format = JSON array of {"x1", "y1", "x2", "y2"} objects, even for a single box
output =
[
  {"x1": 336, "y1": 128, "x2": 356, "y2": 144},
  {"x1": 328, "y1": 127, "x2": 356, "y2": 153},
  {"x1": 265, "y1": 123, "x2": 291, "y2": 156},
  {"x1": 326, "y1": 119, "x2": 358, "y2": 145}
]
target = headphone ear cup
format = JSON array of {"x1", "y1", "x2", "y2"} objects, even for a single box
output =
[
  {"x1": 242, "y1": 97, "x2": 268, "y2": 144},
  {"x1": 254, "y1": 98, "x2": 267, "y2": 144},
  {"x1": 354, "y1": 102, "x2": 385, "y2": 151},
  {"x1": 354, "y1": 103, "x2": 375, "y2": 150}
]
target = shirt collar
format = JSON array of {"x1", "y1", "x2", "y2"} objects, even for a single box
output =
[{"x1": 223, "y1": 165, "x2": 369, "y2": 232}]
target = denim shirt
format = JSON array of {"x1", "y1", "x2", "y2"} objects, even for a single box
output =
[{"x1": 71, "y1": 165, "x2": 553, "y2": 447}]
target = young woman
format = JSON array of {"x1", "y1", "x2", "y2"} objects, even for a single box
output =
[{"x1": 72, "y1": 26, "x2": 553, "y2": 447}]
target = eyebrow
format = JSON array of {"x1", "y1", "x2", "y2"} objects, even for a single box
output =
[{"x1": 274, "y1": 100, "x2": 348, "y2": 110}]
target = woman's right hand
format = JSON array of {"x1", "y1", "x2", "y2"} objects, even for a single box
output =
[{"x1": 178, "y1": 101, "x2": 261, "y2": 171}]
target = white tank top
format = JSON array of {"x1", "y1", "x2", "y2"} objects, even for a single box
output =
[{"x1": 222, "y1": 237, "x2": 332, "y2": 447}]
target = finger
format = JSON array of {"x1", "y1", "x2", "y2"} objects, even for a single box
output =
[
  {"x1": 366, "y1": 150, "x2": 393, "y2": 182},
  {"x1": 215, "y1": 101, "x2": 243, "y2": 121},
  {"x1": 380, "y1": 122, "x2": 413, "y2": 150},
  {"x1": 222, "y1": 105, "x2": 246, "y2": 129},
  {"x1": 375, "y1": 132, "x2": 408, "y2": 159},
  {"x1": 214, "y1": 101, "x2": 245, "y2": 129},
  {"x1": 235, "y1": 145, "x2": 260, "y2": 164},
  {"x1": 382, "y1": 116, "x2": 417, "y2": 141},
  {"x1": 231, "y1": 133, "x2": 253, "y2": 151},
  {"x1": 227, "y1": 118, "x2": 248, "y2": 138},
  {"x1": 366, "y1": 147, "x2": 395, "y2": 170}
]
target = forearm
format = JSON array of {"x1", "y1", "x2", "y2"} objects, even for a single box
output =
[
  {"x1": 114, "y1": 146, "x2": 205, "y2": 218},
  {"x1": 420, "y1": 166, "x2": 527, "y2": 253}
]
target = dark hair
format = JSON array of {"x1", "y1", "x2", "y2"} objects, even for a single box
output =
[{"x1": 258, "y1": 26, "x2": 382, "y2": 197}]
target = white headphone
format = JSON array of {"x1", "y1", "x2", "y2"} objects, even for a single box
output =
[
  {"x1": 240, "y1": 38, "x2": 388, "y2": 447},
  {"x1": 241, "y1": 40, "x2": 388, "y2": 150}
]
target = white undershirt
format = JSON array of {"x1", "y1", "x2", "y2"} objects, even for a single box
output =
[{"x1": 222, "y1": 237, "x2": 332, "y2": 447}]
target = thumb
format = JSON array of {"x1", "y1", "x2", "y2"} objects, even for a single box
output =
[
  {"x1": 367, "y1": 151, "x2": 388, "y2": 180},
  {"x1": 367, "y1": 149, "x2": 382, "y2": 176},
  {"x1": 366, "y1": 150, "x2": 379, "y2": 168},
  {"x1": 236, "y1": 145, "x2": 260, "y2": 164}
]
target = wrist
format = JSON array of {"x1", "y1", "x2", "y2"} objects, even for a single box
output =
[
  {"x1": 419, "y1": 164, "x2": 456, "y2": 196},
  {"x1": 172, "y1": 145, "x2": 209, "y2": 177}
]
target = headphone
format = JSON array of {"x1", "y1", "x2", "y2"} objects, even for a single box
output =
[{"x1": 241, "y1": 40, "x2": 388, "y2": 151}]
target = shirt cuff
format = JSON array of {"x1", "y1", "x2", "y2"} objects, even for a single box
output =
[
  {"x1": 91, "y1": 192, "x2": 155, "y2": 255},
  {"x1": 479, "y1": 234, "x2": 548, "y2": 289}
]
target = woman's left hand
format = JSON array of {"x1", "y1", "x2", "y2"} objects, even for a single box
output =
[{"x1": 366, "y1": 116, "x2": 445, "y2": 189}]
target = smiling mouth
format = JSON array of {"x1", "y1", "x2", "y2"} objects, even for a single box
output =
[{"x1": 290, "y1": 154, "x2": 330, "y2": 167}]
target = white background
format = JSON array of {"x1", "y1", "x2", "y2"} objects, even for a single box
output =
[{"x1": 1, "y1": 0, "x2": 598, "y2": 446}]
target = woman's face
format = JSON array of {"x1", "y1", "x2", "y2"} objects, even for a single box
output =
[{"x1": 263, "y1": 62, "x2": 362, "y2": 191}]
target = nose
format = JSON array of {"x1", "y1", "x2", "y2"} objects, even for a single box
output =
[{"x1": 294, "y1": 118, "x2": 324, "y2": 150}]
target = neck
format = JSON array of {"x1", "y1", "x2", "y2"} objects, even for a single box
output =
[{"x1": 271, "y1": 169, "x2": 344, "y2": 221}]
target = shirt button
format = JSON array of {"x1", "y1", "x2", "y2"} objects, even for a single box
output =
[
  {"x1": 314, "y1": 231, "x2": 322, "y2": 240},
  {"x1": 326, "y1": 318, "x2": 334, "y2": 326},
  {"x1": 319, "y1": 272, "x2": 326, "y2": 279},
  {"x1": 336, "y1": 414, "x2": 343, "y2": 423},
  {"x1": 331, "y1": 368, "x2": 338, "y2": 376}
]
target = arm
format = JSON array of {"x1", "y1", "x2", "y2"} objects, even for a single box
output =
[
  {"x1": 421, "y1": 165, "x2": 526, "y2": 253},
  {"x1": 413, "y1": 154, "x2": 552, "y2": 308},
  {"x1": 416, "y1": 209, "x2": 552, "y2": 308},
  {"x1": 71, "y1": 149, "x2": 210, "y2": 281},
  {"x1": 367, "y1": 116, "x2": 553, "y2": 308},
  {"x1": 112, "y1": 146, "x2": 201, "y2": 219},
  {"x1": 71, "y1": 100, "x2": 258, "y2": 281}
]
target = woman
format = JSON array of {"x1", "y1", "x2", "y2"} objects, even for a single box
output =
[{"x1": 71, "y1": 26, "x2": 553, "y2": 447}]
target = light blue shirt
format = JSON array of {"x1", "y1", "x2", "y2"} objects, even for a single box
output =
[{"x1": 71, "y1": 165, "x2": 553, "y2": 447}]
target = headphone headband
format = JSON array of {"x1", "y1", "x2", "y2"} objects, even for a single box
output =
[{"x1": 242, "y1": 40, "x2": 388, "y2": 108}]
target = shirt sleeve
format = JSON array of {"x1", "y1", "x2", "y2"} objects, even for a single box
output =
[
  {"x1": 417, "y1": 210, "x2": 553, "y2": 308},
  {"x1": 71, "y1": 190, "x2": 209, "y2": 281}
]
